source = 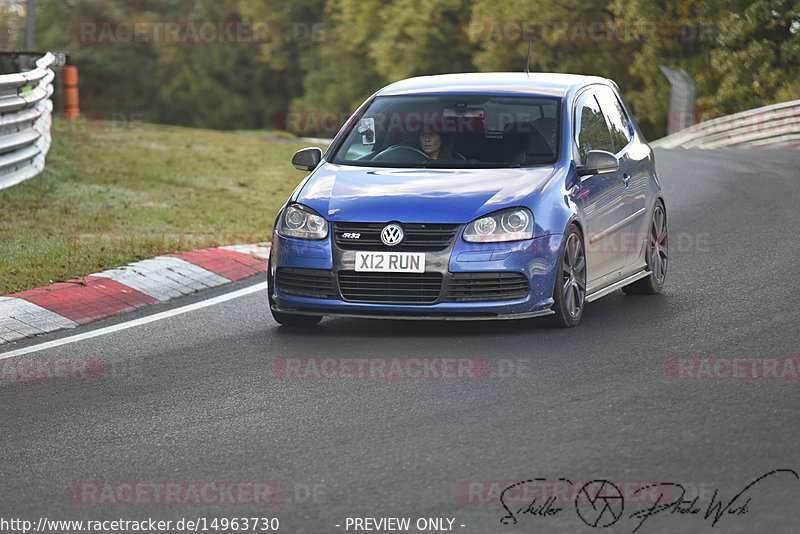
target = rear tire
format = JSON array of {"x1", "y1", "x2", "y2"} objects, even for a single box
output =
[
  {"x1": 547, "y1": 224, "x2": 586, "y2": 328},
  {"x1": 622, "y1": 201, "x2": 667, "y2": 295}
]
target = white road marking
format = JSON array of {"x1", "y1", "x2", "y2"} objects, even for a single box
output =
[{"x1": 0, "y1": 282, "x2": 267, "y2": 359}]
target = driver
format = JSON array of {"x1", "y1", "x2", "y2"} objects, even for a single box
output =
[{"x1": 418, "y1": 127, "x2": 453, "y2": 159}]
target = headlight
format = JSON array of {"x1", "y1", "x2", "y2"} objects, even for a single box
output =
[
  {"x1": 463, "y1": 208, "x2": 534, "y2": 243},
  {"x1": 277, "y1": 204, "x2": 329, "y2": 240}
]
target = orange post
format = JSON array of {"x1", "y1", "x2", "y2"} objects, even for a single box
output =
[{"x1": 62, "y1": 66, "x2": 80, "y2": 119}]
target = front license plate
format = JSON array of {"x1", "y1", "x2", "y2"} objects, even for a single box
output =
[{"x1": 354, "y1": 251, "x2": 425, "y2": 273}]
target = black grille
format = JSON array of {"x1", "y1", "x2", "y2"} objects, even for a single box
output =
[
  {"x1": 445, "y1": 272, "x2": 530, "y2": 302},
  {"x1": 276, "y1": 267, "x2": 337, "y2": 299},
  {"x1": 338, "y1": 271, "x2": 442, "y2": 304},
  {"x1": 334, "y1": 222, "x2": 459, "y2": 251}
]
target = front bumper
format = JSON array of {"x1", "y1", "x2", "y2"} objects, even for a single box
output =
[{"x1": 269, "y1": 231, "x2": 563, "y2": 319}]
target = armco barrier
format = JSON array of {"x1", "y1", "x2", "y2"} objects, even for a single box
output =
[
  {"x1": 0, "y1": 52, "x2": 55, "y2": 191},
  {"x1": 652, "y1": 99, "x2": 800, "y2": 149}
]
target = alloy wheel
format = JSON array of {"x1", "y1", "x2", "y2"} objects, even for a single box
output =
[
  {"x1": 562, "y1": 232, "x2": 586, "y2": 319},
  {"x1": 650, "y1": 204, "x2": 668, "y2": 284}
]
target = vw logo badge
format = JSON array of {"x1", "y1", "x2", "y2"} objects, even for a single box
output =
[{"x1": 381, "y1": 223, "x2": 404, "y2": 246}]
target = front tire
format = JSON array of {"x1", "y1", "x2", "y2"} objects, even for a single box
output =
[
  {"x1": 623, "y1": 201, "x2": 667, "y2": 295},
  {"x1": 547, "y1": 224, "x2": 587, "y2": 327}
]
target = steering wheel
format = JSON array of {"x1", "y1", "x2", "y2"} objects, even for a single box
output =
[{"x1": 372, "y1": 145, "x2": 430, "y2": 163}]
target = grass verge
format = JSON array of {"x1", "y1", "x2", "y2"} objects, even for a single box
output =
[{"x1": 0, "y1": 121, "x2": 328, "y2": 295}]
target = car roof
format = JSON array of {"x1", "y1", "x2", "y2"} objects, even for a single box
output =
[{"x1": 376, "y1": 72, "x2": 614, "y2": 98}]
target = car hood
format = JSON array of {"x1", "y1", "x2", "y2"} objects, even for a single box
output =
[{"x1": 294, "y1": 163, "x2": 558, "y2": 223}]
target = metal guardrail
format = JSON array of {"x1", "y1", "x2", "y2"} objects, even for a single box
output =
[
  {"x1": 0, "y1": 52, "x2": 55, "y2": 191},
  {"x1": 652, "y1": 99, "x2": 800, "y2": 149}
]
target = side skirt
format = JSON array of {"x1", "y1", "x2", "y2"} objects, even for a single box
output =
[{"x1": 586, "y1": 270, "x2": 651, "y2": 303}]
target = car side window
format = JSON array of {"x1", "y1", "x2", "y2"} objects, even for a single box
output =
[
  {"x1": 575, "y1": 92, "x2": 614, "y2": 163},
  {"x1": 594, "y1": 86, "x2": 633, "y2": 153}
]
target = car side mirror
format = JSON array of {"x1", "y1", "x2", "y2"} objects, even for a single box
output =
[
  {"x1": 292, "y1": 147, "x2": 322, "y2": 171},
  {"x1": 577, "y1": 150, "x2": 619, "y2": 177}
]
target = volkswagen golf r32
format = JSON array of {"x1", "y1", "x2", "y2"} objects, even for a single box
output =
[{"x1": 268, "y1": 73, "x2": 667, "y2": 327}]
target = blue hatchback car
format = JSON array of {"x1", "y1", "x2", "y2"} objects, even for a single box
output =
[{"x1": 268, "y1": 73, "x2": 667, "y2": 327}]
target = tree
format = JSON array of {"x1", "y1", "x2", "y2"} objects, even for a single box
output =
[
  {"x1": 287, "y1": 0, "x2": 388, "y2": 135},
  {"x1": 155, "y1": 0, "x2": 278, "y2": 129},
  {"x1": 287, "y1": 0, "x2": 478, "y2": 135},
  {"x1": 0, "y1": 2, "x2": 25, "y2": 51},
  {"x1": 710, "y1": 0, "x2": 800, "y2": 113},
  {"x1": 366, "y1": 0, "x2": 476, "y2": 81},
  {"x1": 470, "y1": 0, "x2": 637, "y2": 79},
  {"x1": 35, "y1": 0, "x2": 165, "y2": 121},
  {"x1": 25, "y1": 0, "x2": 800, "y2": 136},
  {"x1": 609, "y1": 0, "x2": 718, "y2": 137},
  {"x1": 237, "y1": 0, "x2": 327, "y2": 130}
]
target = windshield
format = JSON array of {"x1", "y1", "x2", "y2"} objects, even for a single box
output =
[{"x1": 330, "y1": 94, "x2": 561, "y2": 168}]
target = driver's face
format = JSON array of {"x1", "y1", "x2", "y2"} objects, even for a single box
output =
[{"x1": 419, "y1": 130, "x2": 441, "y2": 156}]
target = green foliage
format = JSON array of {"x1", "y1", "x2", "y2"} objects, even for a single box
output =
[
  {"x1": 471, "y1": 0, "x2": 636, "y2": 81},
  {"x1": 29, "y1": 0, "x2": 800, "y2": 138},
  {"x1": 609, "y1": 0, "x2": 718, "y2": 134},
  {"x1": 288, "y1": 0, "x2": 386, "y2": 126},
  {"x1": 155, "y1": 0, "x2": 278, "y2": 128},
  {"x1": 366, "y1": 0, "x2": 477, "y2": 80},
  {"x1": 35, "y1": 0, "x2": 168, "y2": 121},
  {"x1": 288, "y1": 0, "x2": 477, "y2": 135},
  {"x1": 710, "y1": 0, "x2": 800, "y2": 113}
]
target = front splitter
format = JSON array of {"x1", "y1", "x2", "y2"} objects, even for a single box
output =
[{"x1": 271, "y1": 305, "x2": 554, "y2": 321}]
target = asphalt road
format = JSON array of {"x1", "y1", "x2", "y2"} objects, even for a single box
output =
[{"x1": 2, "y1": 148, "x2": 799, "y2": 534}]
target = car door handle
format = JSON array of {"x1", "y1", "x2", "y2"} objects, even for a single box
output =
[{"x1": 622, "y1": 173, "x2": 631, "y2": 186}]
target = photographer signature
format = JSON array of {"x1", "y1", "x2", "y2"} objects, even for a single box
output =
[{"x1": 498, "y1": 469, "x2": 798, "y2": 532}]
